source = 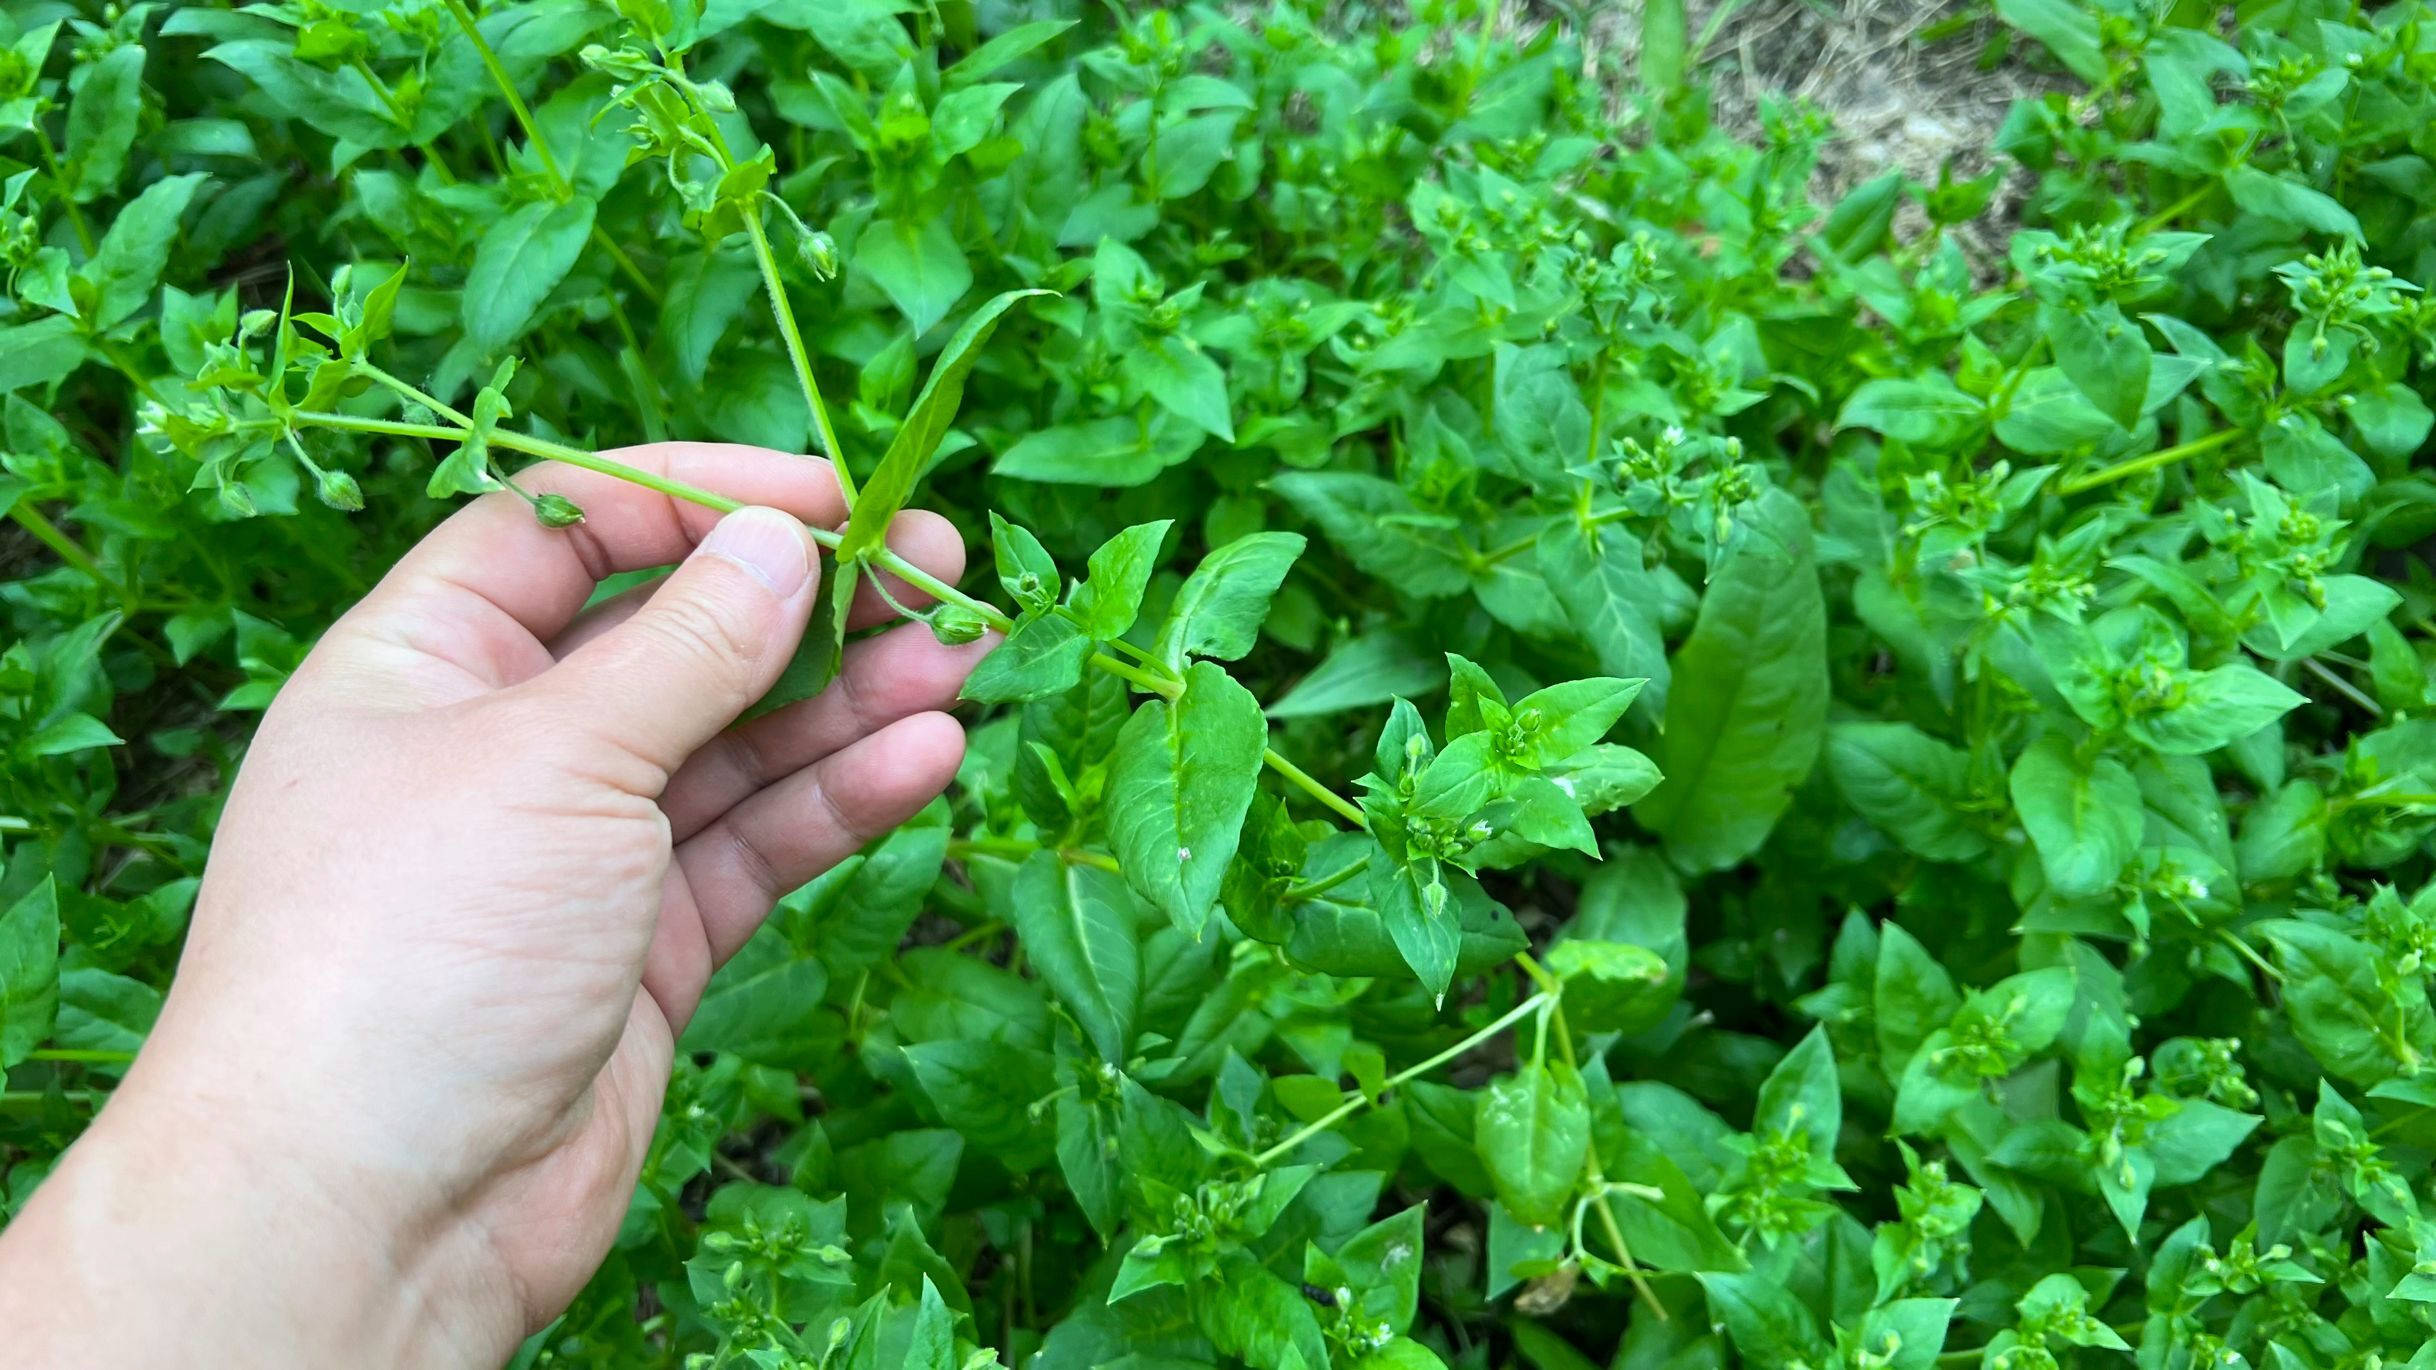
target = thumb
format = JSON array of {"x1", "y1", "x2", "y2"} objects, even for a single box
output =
[{"x1": 530, "y1": 505, "x2": 818, "y2": 778}]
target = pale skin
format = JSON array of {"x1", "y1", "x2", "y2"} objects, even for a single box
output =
[{"x1": 0, "y1": 443, "x2": 989, "y2": 1366}]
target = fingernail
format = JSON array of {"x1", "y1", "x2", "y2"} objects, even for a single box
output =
[{"x1": 700, "y1": 507, "x2": 811, "y2": 596}]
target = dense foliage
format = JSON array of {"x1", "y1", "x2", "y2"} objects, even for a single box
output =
[{"x1": 7, "y1": 0, "x2": 2436, "y2": 1365}]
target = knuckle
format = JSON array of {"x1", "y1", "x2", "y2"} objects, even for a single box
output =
[{"x1": 637, "y1": 589, "x2": 765, "y2": 685}]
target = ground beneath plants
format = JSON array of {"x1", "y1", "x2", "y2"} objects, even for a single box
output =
[{"x1": 1567, "y1": 0, "x2": 2062, "y2": 255}]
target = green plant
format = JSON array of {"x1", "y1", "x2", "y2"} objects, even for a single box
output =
[{"x1": 9, "y1": 0, "x2": 2436, "y2": 1366}]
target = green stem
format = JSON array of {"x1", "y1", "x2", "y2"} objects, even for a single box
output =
[
  {"x1": 741, "y1": 209, "x2": 847, "y2": 492},
  {"x1": 595, "y1": 230, "x2": 663, "y2": 304},
  {"x1": 91, "y1": 337, "x2": 166, "y2": 405},
  {"x1": 289, "y1": 396, "x2": 1383, "y2": 829},
  {"x1": 672, "y1": 46, "x2": 846, "y2": 493},
  {"x1": 2219, "y1": 927, "x2": 2283, "y2": 984},
  {"x1": 2133, "y1": 182, "x2": 2213, "y2": 237},
  {"x1": 31, "y1": 123, "x2": 94, "y2": 254},
  {"x1": 1266, "y1": 746, "x2": 1368, "y2": 827},
  {"x1": 1281, "y1": 855, "x2": 1368, "y2": 904},
  {"x1": 27, "y1": 1048, "x2": 135, "y2": 1064},
  {"x1": 350, "y1": 56, "x2": 415, "y2": 129},
  {"x1": 2303, "y1": 657, "x2": 2381, "y2": 716},
  {"x1": 8, "y1": 501, "x2": 120, "y2": 605},
  {"x1": 440, "y1": 0, "x2": 567, "y2": 192},
  {"x1": 2058, "y1": 428, "x2": 2241, "y2": 495},
  {"x1": 1516, "y1": 951, "x2": 1666, "y2": 1319},
  {"x1": 1481, "y1": 503, "x2": 1631, "y2": 567},
  {"x1": 1252, "y1": 991, "x2": 1552, "y2": 1166},
  {"x1": 947, "y1": 837, "x2": 1119, "y2": 873},
  {"x1": 941, "y1": 919, "x2": 1006, "y2": 954},
  {"x1": 0, "y1": 1090, "x2": 104, "y2": 1108}
]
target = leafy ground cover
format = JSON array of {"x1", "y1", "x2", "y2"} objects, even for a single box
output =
[{"x1": 7, "y1": 0, "x2": 2436, "y2": 1366}]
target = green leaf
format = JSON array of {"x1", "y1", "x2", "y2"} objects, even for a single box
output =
[
  {"x1": 82, "y1": 172, "x2": 205, "y2": 332},
  {"x1": 0, "y1": 878, "x2": 61, "y2": 1070},
  {"x1": 1605, "y1": 1125, "x2": 1744, "y2": 1273},
  {"x1": 204, "y1": 40, "x2": 401, "y2": 146},
  {"x1": 1873, "y1": 923, "x2": 1960, "y2": 1075},
  {"x1": 944, "y1": 19, "x2": 1076, "y2": 85},
  {"x1": 1852, "y1": 1299, "x2": 1957, "y2": 1370},
  {"x1": 1537, "y1": 522, "x2": 1671, "y2": 716},
  {"x1": 1994, "y1": 367, "x2": 2120, "y2": 455},
  {"x1": 1754, "y1": 1026, "x2": 1841, "y2": 1161},
  {"x1": 1696, "y1": 1269, "x2": 1826, "y2": 1368},
  {"x1": 0, "y1": 316, "x2": 87, "y2": 393},
  {"x1": 1505, "y1": 676, "x2": 1644, "y2": 769},
  {"x1": 1272, "y1": 472, "x2": 1470, "y2": 598},
  {"x1": 2008, "y1": 735, "x2": 2142, "y2": 898},
  {"x1": 2043, "y1": 301, "x2": 2149, "y2": 431},
  {"x1": 1155, "y1": 532, "x2": 1305, "y2": 670},
  {"x1": 66, "y1": 45, "x2": 147, "y2": 200},
  {"x1": 1267, "y1": 629, "x2": 1442, "y2": 720},
  {"x1": 1055, "y1": 1092, "x2": 1123, "y2": 1240},
  {"x1": 1826, "y1": 722, "x2": 1988, "y2": 861},
  {"x1": 1125, "y1": 336, "x2": 1234, "y2": 442},
  {"x1": 961, "y1": 611, "x2": 1091, "y2": 704},
  {"x1": 1543, "y1": 940, "x2": 1671, "y2": 1034},
  {"x1": 1196, "y1": 1252, "x2": 1331, "y2": 1370},
  {"x1": 1105, "y1": 662, "x2": 1267, "y2": 935},
  {"x1": 2124, "y1": 664, "x2": 2305, "y2": 755},
  {"x1": 2228, "y1": 166, "x2": 2362, "y2": 240},
  {"x1": 679, "y1": 923, "x2": 830, "y2": 1067},
  {"x1": 660, "y1": 251, "x2": 761, "y2": 386},
  {"x1": 1835, "y1": 377, "x2": 1986, "y2": 449},
  {"x1": 1639, "y1": 491, "x2": 1828, "y2": 871},
  {"x1": 1475, "y1": 1060, "x2": 1590, "y2": 1228},
  {"x1": 463, "y1": 196, "x2": 597, "y2": 354},
  {"x1": 1640, "y1": 0, "x2": 1686, "y2": 95},
  {"x1": 1375, "y1": 847, "x2": 1461, "y2": 1003},
  {"x1": 2145, "y1": 1099, "x2": 2259, "y2": 1186},
  {"x1": 1068, "y1": 520, "x2": 1172, "y2": 641},
  {"x1": 2261, "y1": 919, "x2": 2436, "y2": 1086},
  {"x1": 1993, "y1": 0, "x2": 2106, "y2": 82},
  {"x1": 1010, "y1": 852, "x2": 1140, "y2": 1064},
  {"x1": 24, "y1": 711, "x2": 124, "y2": 757},
  {"x1": 855, "y1": 215, "x2": 973, "y2": 334},
  {"x1": 901, "y1": 1038, "x2": 1055, "y2": 1170},
  {"x1": 837, "y1": 289, "x2": 1052, "y2": 569}
]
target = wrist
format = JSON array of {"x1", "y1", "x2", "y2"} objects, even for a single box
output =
[{"x1": 0, "y1": 1074, "x2": 527, "y2": 1368}]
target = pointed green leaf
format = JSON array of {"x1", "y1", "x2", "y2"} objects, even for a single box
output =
[{"x1": 1105, "y1": 662, "x2": 1266, "y2": 936}]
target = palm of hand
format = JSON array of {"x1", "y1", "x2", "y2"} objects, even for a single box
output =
[{"x1": 140, "y1": 444, "x2": 983, "y2": 1329}]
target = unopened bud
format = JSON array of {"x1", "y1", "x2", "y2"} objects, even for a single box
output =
[
  {"x1": 532, "y1": 492, "x2": 586, "y2": 528},
  {"x1": 315, "y1": 468, "x2": 364, "y2": 512},
  {"x1": 798, "y1": 229, "x2": 839, "y2": 281},
  {"x1": 930, "y1": 604, "x2": 987, "y2": 645}
]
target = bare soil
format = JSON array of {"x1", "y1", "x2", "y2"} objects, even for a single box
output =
[{"x1": 1563, "y1": 0, "x2": 2064, "y2": 253}]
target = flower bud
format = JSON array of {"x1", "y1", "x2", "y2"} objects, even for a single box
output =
[
  {"x1": 929, "y1": 604, "x2": 988, "y2": 645},
  {"x1": 532, "y1": 492, "x2": 586, "y2": 528},
  {"x1": 798, "y1": 229, "x2": 839, "y2": 281},
  {"x1": 315, "y1": 468, "x2": 364, "y2": 512}
]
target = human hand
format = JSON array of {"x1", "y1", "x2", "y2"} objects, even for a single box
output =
[{"x1": 0, "y1": 443, "x2": 989, "y2": 1366}]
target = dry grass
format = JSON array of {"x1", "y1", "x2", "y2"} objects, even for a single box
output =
[{"x1": 1557, "y1": 0, "x2": 2065, "y2": 254}]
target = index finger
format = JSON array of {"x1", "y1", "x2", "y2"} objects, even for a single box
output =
[{"x1": 345, "y1": 442, "x2": 849, "y2": 678}]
